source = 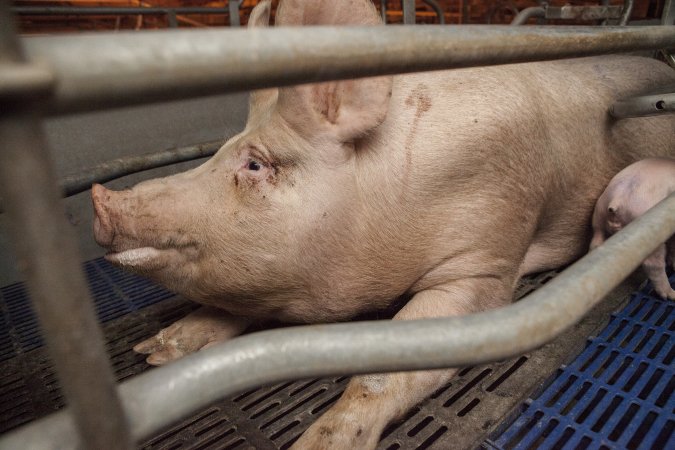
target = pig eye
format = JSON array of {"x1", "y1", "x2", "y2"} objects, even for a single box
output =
[{"x1": 247, "y1": 159, "x2": 262, "y2": 171}]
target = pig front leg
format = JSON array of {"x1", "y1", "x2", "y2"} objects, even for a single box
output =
[
  {"x1": 133, "y1": 306, "x2": 249, "y2": 365},
  {"x1": 642, "y1": 244, "x2": 675, "y2": 300},
  {"x1": 291, "y1": 278, "x2": 511, "y2": 450}
]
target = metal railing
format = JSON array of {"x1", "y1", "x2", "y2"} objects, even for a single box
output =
[
  {"x1": 0, "y1": 4, "x2": 674, "y2": 450},
  {"x1": 13, "y1": 2, "x2": 242, "y2": 28}
]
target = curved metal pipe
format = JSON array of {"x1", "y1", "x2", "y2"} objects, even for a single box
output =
[
  {"x1": 422, "y1": 0, "x2": 445, "y2": 24},
  {"x1": 19, "y1": 26, "x2": 675, "y2": 115},
  {"x1": 0, "y1": 140, "x2": 222, "y2": 214},
  {"x1": 619, "y1": 0, "x2": 634, "y2": 25},
  {"x1": 511, "y1": 6, "x2": 545, "y2": 25},
  {"x1": 3, "y1": 192, "x2": 674, "y2": 450}
]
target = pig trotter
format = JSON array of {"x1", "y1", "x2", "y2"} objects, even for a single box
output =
[
  {"x1": 133, "y1": 306, "x2": 249, "y2": 366},
  {"x1": 292, "y1": 279, "x2": 511, "y2": 450},
  {"x1": 642, "y1": 244, "x2": 675, "y2": 300}
]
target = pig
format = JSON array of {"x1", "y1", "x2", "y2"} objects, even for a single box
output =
[
  {"x1": 590, "y1": 158, "x2": 675, "y2": 300},
  {"x1": 90, "y1": 0, "x2": 675, "y2": 448}
]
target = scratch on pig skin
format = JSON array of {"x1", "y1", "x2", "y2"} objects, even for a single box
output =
[{"x1": 402, "y1": 84, "x2": 432, "y2": 193}]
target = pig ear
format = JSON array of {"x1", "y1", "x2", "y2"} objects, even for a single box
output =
[
  {"x1": 246, "y1": 0, "x2": 277, "y2": 127},
  {"x1": 275, "y1": 0, "x2": 392, "y2": 142},
  {"x1": 247, "y1": 0, "x2": 271, "y2": 28},
  {"x1": 275, "y1": 0, "x2": 382, "y2": 26},
  {"x1": 277, "y1": 77, "x2": 392, "y2": 143}
]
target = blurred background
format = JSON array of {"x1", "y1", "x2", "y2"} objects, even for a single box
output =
[{"x1": 13, "y1": 0, "x2": 671, "y2": 33}]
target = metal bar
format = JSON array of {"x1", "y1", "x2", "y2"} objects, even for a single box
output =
[
  {"x1": 380, "y1": 0, "x2": 387, "y2": 23},
  {"x1": 545, "y1": 5, "x2": 622, "y2": 21},
  {"x1": 13, "y1": 6, "x2": 231, "y2": 16},
  {"x1": 402, "y1": 0, "x2": 416, "y2": 24},
  {"x1": 0, "y1": 139, "x2": 223, "y2": 214},
  {"x1": 664, "y1": 0, "x2": 675, "y2": 25},
  {"x1": 167, "y1": 10, "x2": 178, "y2": 28},
  {"x1": 619, "y1": 0, "x2": 635, "y2": 25},
  {"x1": 422, "y1": 0, "x2": 445, "y2": 24},
  {"x1": 511, "y1": 6, "x2": 545, "y2": 25},
  {"x1": 19, "y1": 25, "x2": 675, "y2": 116},
  {"x1": 610, "y1": 92, "x2": 675, "y2": 118},
  {"x1": 228, "y1": 0, "x2": 240, "y2": 27},
  {"x1": 0, "y1": 4, "x2": 131, "y2": 450},
  {"x1": 3, "y1": 192, "x2": 674, "y2": 449}
]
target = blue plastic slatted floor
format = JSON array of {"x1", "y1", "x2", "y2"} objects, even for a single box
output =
[
  {"x1": 487, "y1": 274, "x2": 674, "y2": 450},
  {"x1": 0, "y1": 257, "x2": 174, "y2": 362}
]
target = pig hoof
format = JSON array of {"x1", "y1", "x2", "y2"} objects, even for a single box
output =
[{"x1": 133, "y1": 307, "x2": 249, "y2": 366}]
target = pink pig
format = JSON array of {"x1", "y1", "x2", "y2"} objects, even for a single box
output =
[
  {"x1": 590, "y1": 158, "x2": 675, "y2": 299},
  {"x1": 90, "y1": 0, "x2": 675, "y2": 447}
]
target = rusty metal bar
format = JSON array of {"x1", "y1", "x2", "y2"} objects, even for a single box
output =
[
  {"x1": 3, "y1": 192, "x2": 674, "y2": 450},
  {"x1": 20, "y1": 25, "x2": 675, "y2": 115},
  {"x1": 0, "y1": 5, "x2": 131, "y2": 450}
]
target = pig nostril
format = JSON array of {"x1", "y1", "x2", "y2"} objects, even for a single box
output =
[{"x1": 655, "y1": 100, "x2": 665, "y2": 110}]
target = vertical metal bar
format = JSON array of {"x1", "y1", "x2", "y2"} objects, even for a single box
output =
[
  {"x1": 663, "y1": 0, "x2": 675, "y2": 24},
  {"x1": 229, "y1": 0, "x2": 240, "y2": 27},
  {"x1": 422, "y1": 0, "x2": 445, "y2": 24},
  {"x1": 619, "y1": 0, "x2": 634, "y2": 25},
  {"x1": 381, "y1": 0, "x2": 387, "y2": 23},
  {"x1": 166, "y1": 10, "x2": 178, "y2": 28},
  {"x1": 0, "y1": 5, "x2": 131, "y2": 450},
  {"x1": 403, "y1": 0, "x2": 416, "y2": 24}
]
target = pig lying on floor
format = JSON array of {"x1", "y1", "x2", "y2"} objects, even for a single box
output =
[
  {"x1": 91, "y1": 0, "x2": 675, "y2": 448},
  {"x1": 591, "y1": 158, "x2": 675, "y2": 300}
]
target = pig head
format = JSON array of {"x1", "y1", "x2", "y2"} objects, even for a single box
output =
[{"x1": 92, "y1": 0, "x2": 675, "y2": 448}]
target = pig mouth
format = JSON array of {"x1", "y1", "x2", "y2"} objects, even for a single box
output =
[{"x1": 104, "y1": 244, "x2": 197, "y2": 271}]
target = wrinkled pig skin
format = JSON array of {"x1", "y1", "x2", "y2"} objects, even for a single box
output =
[
  {"x1": 91, "y1": 0, "x2": 675, "y2": 447},
  {"x1": 590, "y1": 158, "x2": 675, "y2": 299}
]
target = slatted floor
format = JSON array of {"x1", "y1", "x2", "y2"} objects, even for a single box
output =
[
  {"x1": 0, "y1": 257, "x2": 670, "y2": 449},
  {"x1": 486, "y1": 274, "x2": 675, "y2": 450}
]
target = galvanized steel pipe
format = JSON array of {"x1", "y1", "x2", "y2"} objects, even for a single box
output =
[
  {"x1": 3, "y1": 192, "x2": 674, "y2": 450},
  {"x1": 20, "y1": 25, "x2": 675, "y2": 115},
  {"x1": 610, "y1": 92, "x2": 675, "y2": 118},
  {"x1": 0, "y1": 5, "x2": 131, "y2": 450}
]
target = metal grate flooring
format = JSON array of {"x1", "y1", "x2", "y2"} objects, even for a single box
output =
[
  {"x1": 486, "y1": 274, "x2": 675, "y2": 450},
  {"x1": 0, "y1": 258, "x2": 174, "y2": 362},
  {"x1": 0, "y1": 257, "x2": 658, "y2": 449}
]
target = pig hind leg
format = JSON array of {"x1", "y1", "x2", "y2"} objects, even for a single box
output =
[
  {"x1": 291, "y1": 277, "x2": 512, "y2": 450},
  {"x1": 133, "y1": 306, "x2": 249, "y2": 366},
  {"x1": 642, "y1": 243, "x2": 675, "y2": 300}
]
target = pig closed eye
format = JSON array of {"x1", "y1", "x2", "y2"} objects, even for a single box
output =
[{"x1": 247, "y1": 160, "x2": 262, "y2": 171}]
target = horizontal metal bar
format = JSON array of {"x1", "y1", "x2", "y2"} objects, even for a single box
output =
[
  {"x1": 13, "y1": 6, "x2": 229, "y2": 16},
  {"x1": 546, "y1": 5, "x2": 622, "y2": 21},
  {"x1": 0, "y1": 140, "x2": 221, "y2": 214},
  {"x1": 3, "y1": 192, "x2": 674, "y2": 450},
  {"x1": 19, "y1": 25, "x2": 675, "y2": 115},
  {"x1": 610, "y1": 92, "x2": 675, "y2": 118},
  {"x1": 0, "y1": 63, "x2": 53, "y2": 99},
  {"x1": 61, "y1": 140, "x2": 222, "y2": 195}
]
